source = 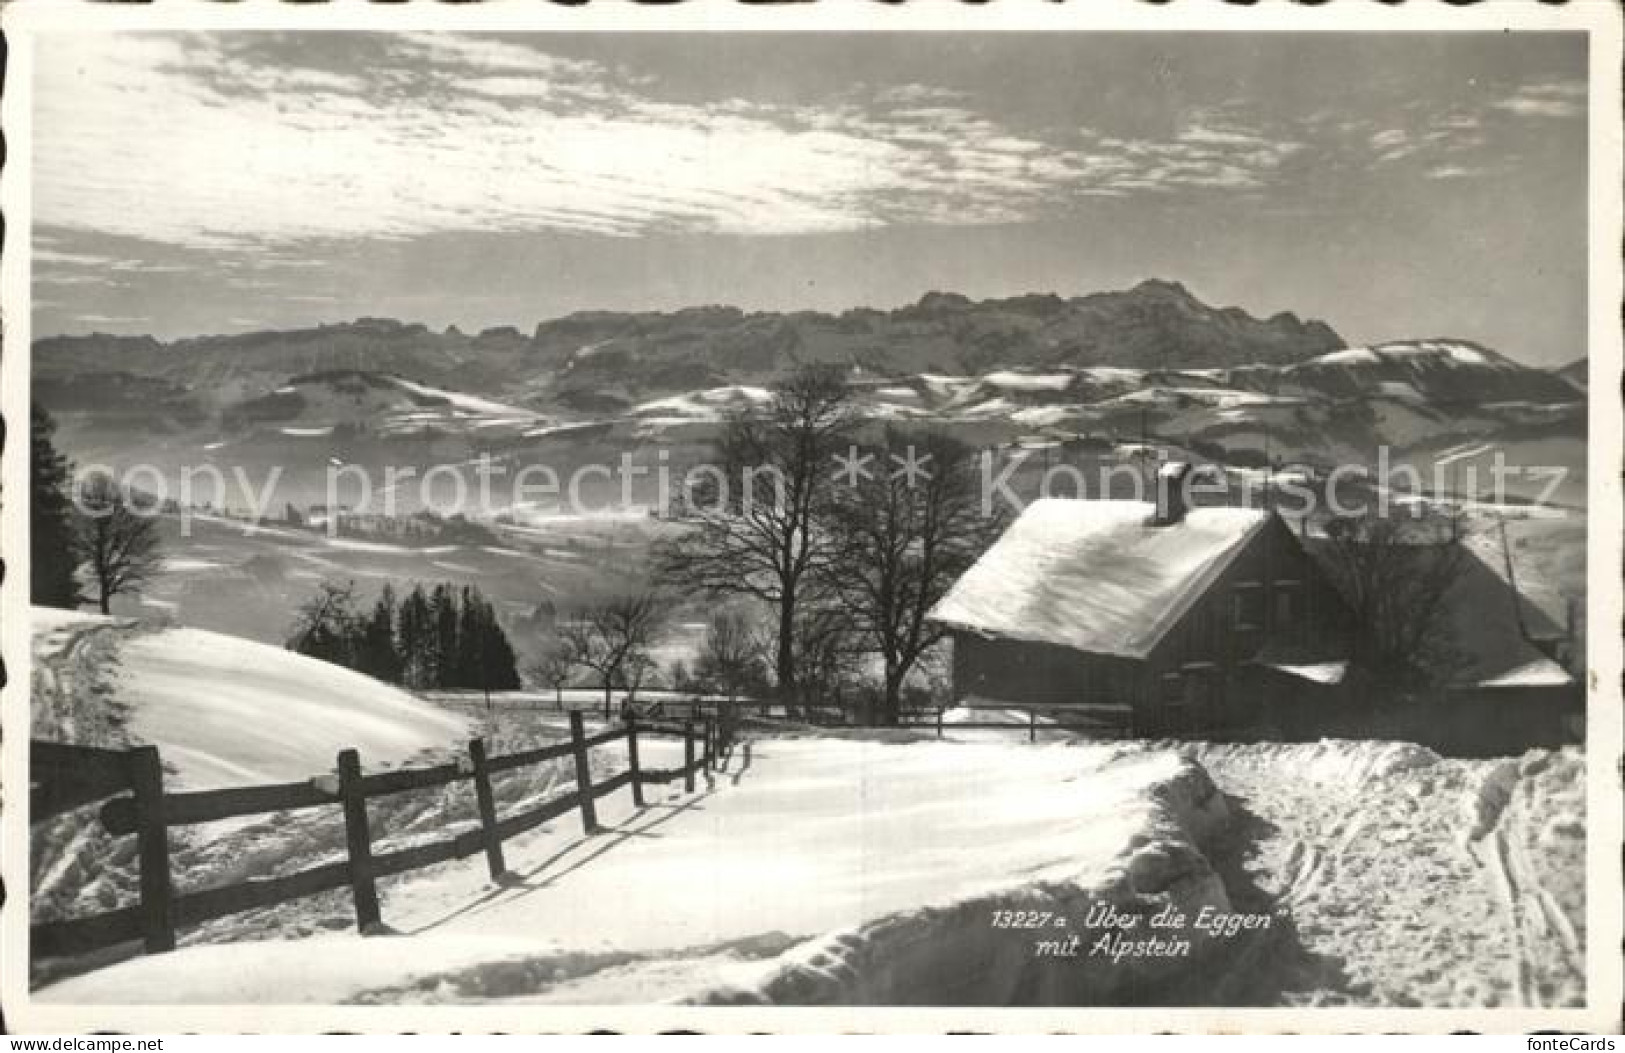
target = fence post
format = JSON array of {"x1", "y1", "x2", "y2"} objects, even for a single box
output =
[
  {"x1": 336, "y1": 748, "x2": 382, "y2": 934},
  {"x1": 625, "y1": 714, "x2": 646, "y2": 807},
  {"x1": 467, "y1": 738, "x2": 506, "y2": 880},
  {"x1": 937, "y1": 707, "x2": 944, "y2": 739},
  {"x1": 569, "y1": 711, "x2": 599, "y2": 834},
  {"x1": 1029, "y1": 708, "x2": 1037, "y2": 744},
  {"x1": 683, "y1": 721, "x2": 697, "y2": 793},
  {"x1": 127, "y1": 745, "x2": 175, "y2": 953}
]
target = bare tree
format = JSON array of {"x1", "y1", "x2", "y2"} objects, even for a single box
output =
[
  {"x1": 524, "y1": 639, "x2": 575, "y2": 707},
  {"x1": 697, "y1": 609, "x2": 764, "y2": 701},
  {"x1": 556, "y1": 593, "x2": 671, "y2": 717},
  {"x1": 619, "y1": 652, "x2": 659, "y2": 708},
  {"x1": 285, "y1": 579, "x2": 361, "y2": 665},
  {"x1": 1320, "y1": 509, "x2": 1472, "y2": 692},
  {"x1": 657, "y1": 365, "x2": 853, "y2": 709},
  {"x1": 75, "y1": 477, "x2": 163, "y2": 616},
  {"x1": 695, "y1": 608, "x2": 770, "y2": 737},
  {"x1": 825, "y1": 428, "x2": 1005, "y2": 723},
  {"x1": 787, "y1": 600, "x2": 869, "y2": 723}
]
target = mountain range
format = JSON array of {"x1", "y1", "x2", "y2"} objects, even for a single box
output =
[
  {"x1": 33, "y1": 279, "x2": 1585, "y2": 509},
  {"x1": 36, "y1": 280, "x2": 1343, "y2": 416}
]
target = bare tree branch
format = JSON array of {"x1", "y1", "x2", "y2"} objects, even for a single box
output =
[
  {"x1": 657, "y1": 364, "x2": 853, "y2": 704},
  {"x1": 556, "y1": 592, "x2": 672, "y2": 714},
  {"x1": 823, "y1": 427, "x2": 1005, "y2": 722},
  {"x1": 1320, "y1": 508, "x2": 1472, "y2": 692},
  {"x1": 75, "y1": 477, "x2": 163, "y2": 616}
]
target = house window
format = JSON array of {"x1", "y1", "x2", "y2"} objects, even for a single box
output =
[
  {"x1": 1233, "y1": 583, "x2": 1265, "y2": 631},
  {"x1": 1160, "y1": 672, "x2": 1185, "y2": 706},
  {"x1": 1274, "y1": 581, "x2": 1300, "y2": 627}
]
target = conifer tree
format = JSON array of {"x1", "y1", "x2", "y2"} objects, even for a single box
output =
[
  {"x1": 474, "y1": 590, "x2": 521, "y2": 692},
  {"x1": 30, "y1": 405, "x2": 82, "y2": 608},
  {"x1": 356, "y1": 584, "x2": 403, "y2": 683},
  {"x1": 397, "y1": 585, "x2": 436, "y2": 689},
  {"x1": 455, "y1": 585, "x2": 481, "y2": 688},
  {"x1": 432, "y1": 583, "x2": 460, "y2": 688}
]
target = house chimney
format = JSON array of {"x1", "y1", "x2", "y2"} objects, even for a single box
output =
[{"x1": 1153, "y1": 461, "x2": 1193, "y2": 526}]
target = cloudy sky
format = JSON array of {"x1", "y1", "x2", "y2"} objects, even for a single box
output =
[{"x1": 33, "y1": 31, "x2": 1586, "y2": 366}]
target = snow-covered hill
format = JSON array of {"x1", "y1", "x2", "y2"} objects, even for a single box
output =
[
  {"x1": 1271, "y1": 340, "x2": 1578, "y2": 406},
  {"x1": 620, "y1": 341, "x2": 1580, "y2": 461},
  {"x1": 32, "y1": 608, "x2": 469, "y2": 788},
  {"x1": 223, "y1": 369, "x2": 550, "y2": 441}
]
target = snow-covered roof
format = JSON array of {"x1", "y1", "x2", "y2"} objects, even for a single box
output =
[
  {"x1": 1302, "y1": 539, "x2": 1574, "y2": 691},
  {"x1": 1441, "y1": 550, "x2": 1575, "y2": 689},
  {"x1": 1259, "y1": 658, "x2": 1349, "y2": 686},
  {"x1": 928, "y1": 499, "x2": 1269, "y2": 659},
  {"x1": 1459, "y1": 532, "x2": 1569, "y2": 640},
  {"x1": 1478, "y1": 657, "x2": 1573, "y2": 689}
]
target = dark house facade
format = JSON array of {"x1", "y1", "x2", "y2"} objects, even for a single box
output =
[{"x1": 929, "y1": 465, "x2": 1353, "y2": 738}]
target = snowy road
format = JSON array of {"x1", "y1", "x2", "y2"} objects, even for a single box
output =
[
  {"x1": 1200, "y1": 741, "x2": 1585, "y2": 1008},
  {"x1": 42, "y1": 737, "x2": 1232, "y2": 1005}
]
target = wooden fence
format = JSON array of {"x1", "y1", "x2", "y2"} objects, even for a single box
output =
[
  {"x1": 651, "y1": 700, "x2": 1129, "y2": 738},
  {"x1": 30, "y1": 713, "x2": 720, "y2": 961},
  {"x1": 437, "y1": 694, "x2": 790, "y2": 723},
  {"x1": 728, "y1": 705, "x2": 1140, "y2": 741},
  {"x1": 901, "y1": 706, "x2": 1138, "y2": 741}
]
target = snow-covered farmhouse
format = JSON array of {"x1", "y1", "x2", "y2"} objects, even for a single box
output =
[
  {"x1": 928, "y1": 462, "x2": 1581, "y2": 748},
  {"x1": 928, "y1": 463, "x2": 1354, "y2": 737}
]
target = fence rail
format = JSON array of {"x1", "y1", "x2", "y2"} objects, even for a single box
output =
[
  {"x1": 440, "y1": 692, "x2": 1145, "y2": 740},
  {"x1": 30, "y1": 714, "x2": 720, "y2": 962},
  {"x1": 900, "y1": 705, "x2": 1138, "y2": 741},
  {"x1": 436, "y1": 693, "x2": 791, "y2": 724}
]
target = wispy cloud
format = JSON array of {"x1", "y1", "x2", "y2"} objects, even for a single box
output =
[
  {"x1": 36, "y1": 246, "x2": 189, "y2": 274},
  {"x1": 75, "y1": 313, "x2": 150, "y2": 325},
  {"x1": 1492, "y1": 78, "x2": 1585, "y2": 120},
  {"x1": 1359, "y1": 106, "x2": 1494, "y2": 173},
  {"x1": 37, "y1": 273, "x2": 127, "y2": 288},
  {"x1": 1425, "y1": 165, "x2": 1486, "y2": 181},
  {"x1": 1369, "y1": 128, "x2": 1419, "y2": 164},
  {"x1": 35, "y1": 248, "x2": 120, "y2": 267},
  {"x1": 36, "y1": 34, "x2": 1309, "y2": 250}
]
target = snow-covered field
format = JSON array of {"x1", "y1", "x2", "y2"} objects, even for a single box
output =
[{"x1": 28, "y1": 609, "x2": 1587, "y2": 1008}]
